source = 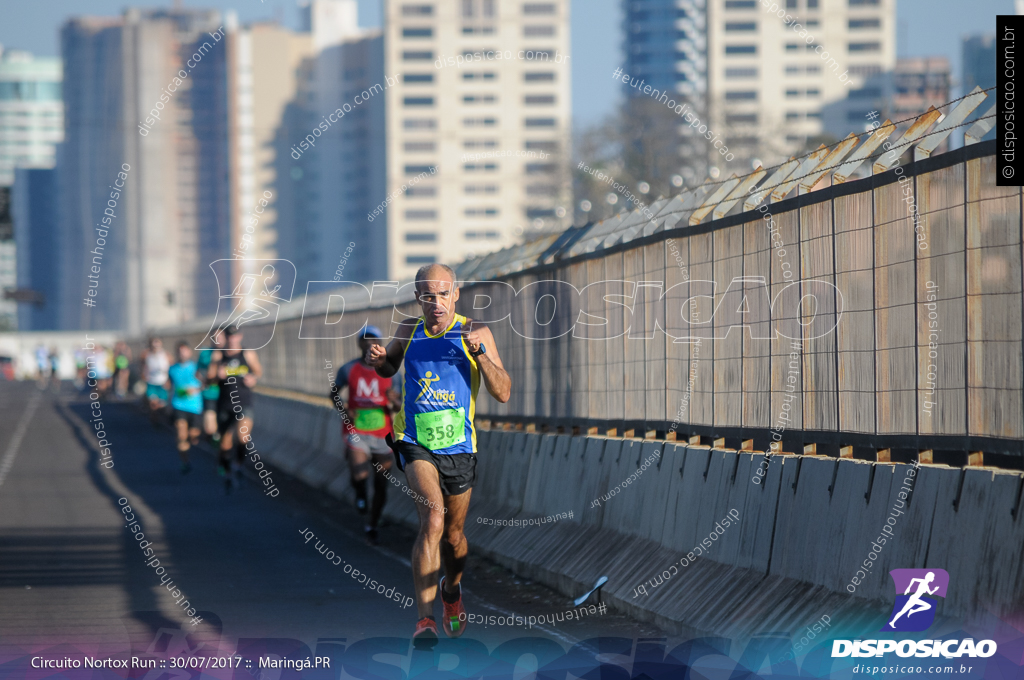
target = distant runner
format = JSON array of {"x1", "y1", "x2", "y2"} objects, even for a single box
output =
[
  {"x1": 113, "y1": 341, "x2": 132, "y2": 398},
  {"x1": 329, "y1": 326, "x2": 401, "y2": 545},
  {"x1": 48, "y1": 348, "x2": 60, "y2": 390},
  {"x1": 142, "y1": 338, "x2": 170, "y2": 425},
  {"x1": 366, "y1": 263, "x2": 511, "y2": 645},
  {"x1": 212, "y1": 326, "x2": 262, "y2": 493},
  {"x1": 196, "y1": 332, "x2": 225, "y2": 442},
  {"x1": 167, "y1": 341, "x2": 203, "y2": 475},
  {"x1": 92, "y1": 344, "x2": 114, "y2": 396},
  {"x1": 35, "y1": 344, "x2": 49, "y2": 389},
  {"x1": 74, "y1": 348, "x2": 88, "y2": 390}
]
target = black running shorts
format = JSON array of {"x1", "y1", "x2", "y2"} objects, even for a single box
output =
[
  {"x1": 393, "y1": 440, "x2": 476, "y2": 496},
  {"x1": 173, "y1": 409, "x2": 202, "y2": 429},
  {"x1": 217, "y1": 406, "x2": 254, "y2": 433}
]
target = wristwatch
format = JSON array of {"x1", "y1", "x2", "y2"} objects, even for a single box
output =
[{"x1": 470, "y1": 342, "x2": 486, "y2": 357}]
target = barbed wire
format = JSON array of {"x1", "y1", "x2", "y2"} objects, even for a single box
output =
[
  {"x1": 646, "y1": 97, "x2": 997, "y2": 220},
  {"x1": 737, "y1": 113, "x2": 994, "y2": 203},
  {"x1": 674, "y1": 85, "x2": 996, "y2": 196}
]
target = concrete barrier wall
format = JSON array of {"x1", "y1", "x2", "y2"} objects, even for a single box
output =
[{"x1": 252, "y1": 391, "x2": 1024, "y2": 635}]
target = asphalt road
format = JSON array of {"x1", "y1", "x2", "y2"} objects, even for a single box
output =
[{"x1": 0, "y1": 379, "x2": 671, "y2": 672}]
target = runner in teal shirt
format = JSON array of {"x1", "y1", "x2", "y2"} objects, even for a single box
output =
[
  {"x1": 196, "y1": 333, "x2": 224, "y2": 441},
  {"x1": 168, "y1": 341, "x2": 203, "y2": 474}
]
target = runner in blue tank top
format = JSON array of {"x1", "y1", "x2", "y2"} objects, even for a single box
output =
[{"x1": 367, "y1": 263, "x2": 511, "y2": 646}]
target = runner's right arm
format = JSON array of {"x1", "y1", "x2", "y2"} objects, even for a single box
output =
[
  {"x1": 368, "y1": 320, "x2": 417, "y2": 378},
  {"x1": 208, "y1": 350, "x2": 222, "y2": 382},
  {"x1": 242, "y1": 350, "x2": 262, "y2": 387},
  {"x1": 386, "y1": 381, "x2": 402, "y2": 412},
  {"x1": 163, "y1": 356, "x2": 174, "y2": 394}
]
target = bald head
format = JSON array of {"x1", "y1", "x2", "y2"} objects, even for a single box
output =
[
  {"x1": 414, "y1": 263, "x2": 457, "y2": 292},
  {"x1": 414, "y1": 263, "x2": 460, "y2": 328}
]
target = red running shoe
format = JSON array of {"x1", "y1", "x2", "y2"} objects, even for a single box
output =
[
  {"x1": 413, "y1": 617, "x2": 438, "y2": 647},
  {"x1": 439, "y1": 577, "x2": 467, "y2": 638}
]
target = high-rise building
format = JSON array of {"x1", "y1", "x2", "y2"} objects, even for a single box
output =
[
  {"x1": 0, "y1": 48, "x2": 63, "y2": 330},
  {"x1": 962, "y1": 34, "x2": 995, "y2": 94},
  {"x1": 892, "y1": 56, "x2": 950, "y2": 120},
  {"x1": 328, "y1": 32, "x2": 387, "y2": 283},
  {"x1": 623, "y1": 0, "x2": 705, "y2": 100},
  {"x1": 301, "y1": 0, "x2": 387, "y2": 285},
  {"x1": 58, "y1": 8, "x2": 233, "y2": 333},
  {"x1": 251, "y1": 0, "x2": 388, "y2": 287},
  {"x1": 0, "y1": 50, "x2": 62, "y2": 186},
  {"x1": 12, "y1": 167, "x2": 59, "y2": 330},
  {"x1": 382, "y1": 0, "x2": 572, "y2": 281},
  {"x1": 708, "y1": 0, "x2": 895, "y2": 167},
  {"x1": 621, "y1": 0, "x2": 707, "y2": 182},
  {"x1": 230, "y1": 20, "x2": 316, "y2": 278},
  {"x1": 57, "y1": 1, "x2": 389, "y2": 334},
  {"x1": 624, "y1": 0, "x2": 896, "y2": 172}
]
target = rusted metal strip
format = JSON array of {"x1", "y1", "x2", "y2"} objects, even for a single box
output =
[
  {"x1": 964, "y1": 103, "x2": 996, "y2": 145},
  {"x1": 915, "y1": 87, "x2": 988, "y2": 160},
  {"x1": 799, "y1": 133, "x2": 860, "y2": 194},
  {"x1": 834, "y1": 119, "x2": 895, "y2": 183},
  {"x1": 872, "y1": 106, "x2": 942, "y2": 174},
  {"x1": 772, "y1": 145, "x2": 828, "y2": 202},
  {"x1": 744, "y1": 157, "x2": 798, "y2": 211},
  {"x1": 714, "y1": 168, "x2": 767, "y2": 219},
  {"x1": 689, "y1": 175, "x2": 740, "y2": 225}
]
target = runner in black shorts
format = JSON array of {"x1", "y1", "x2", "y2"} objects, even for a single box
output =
[
  {"x1": 366, "y1": 263, "x2": 511, "y2": 645},
  {"x1": 211, "y1": 326, "x2": 262, "y2": 493},
  {"x1": 196, "y1": 331, "x2": 225, "y2": 443},
  {"x1": 167, "y1": 341, "x2": 203, "y2": 474},
  {"x1": 330, "y1": 326, "x2": 402, "y2": 544}
]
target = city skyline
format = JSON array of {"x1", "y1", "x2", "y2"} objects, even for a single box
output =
[
  {"x1": 1, "y1": 0, "x2": 1007, "y2": 332},
  {"x1": 0, "y1": 0, "x2": 1013, "y2": 130}
]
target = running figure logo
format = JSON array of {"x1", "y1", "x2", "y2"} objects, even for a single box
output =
[
  {"x1": 202, "y1": 259, "x2": 296, "y2": 350},
  {"x1": 413, "y1": 371, "x2": 458, "y2": 406},
  {"x1": 415, "y1": 371, "x2": 441, "y2": 403},
  {"x1": 881, "y1": 568, "x2": 949, "y2": 632}
]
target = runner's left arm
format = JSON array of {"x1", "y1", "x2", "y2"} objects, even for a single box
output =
[{"x1": 465, "y1": 322, "x2": 511, "y2": 403}]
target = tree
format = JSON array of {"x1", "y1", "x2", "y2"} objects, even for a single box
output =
[{"x1": 572, "y1": 95, "x2": 709, "y2": 226}]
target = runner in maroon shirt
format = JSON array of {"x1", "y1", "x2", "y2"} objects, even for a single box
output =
[{"x1": 330, "y1": 326, "x2": 401, "y2": 544}]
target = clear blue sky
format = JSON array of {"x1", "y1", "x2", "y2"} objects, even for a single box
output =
[{"x1": 0, "y1": 0, "x2": 1011, "y2": 128}]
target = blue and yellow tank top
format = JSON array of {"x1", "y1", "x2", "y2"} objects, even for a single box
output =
[{"x1": 394, "y1": 314, "x2": 480, "y2": 455}]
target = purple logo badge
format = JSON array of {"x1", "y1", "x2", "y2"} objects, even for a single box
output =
[{"x1": 882, "y1": 569, "x2": 949, "y2": 632}]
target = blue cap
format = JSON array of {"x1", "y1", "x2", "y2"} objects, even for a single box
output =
[{"x1": 360, "y1": 325, "x2": 383, "y2": 339}]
